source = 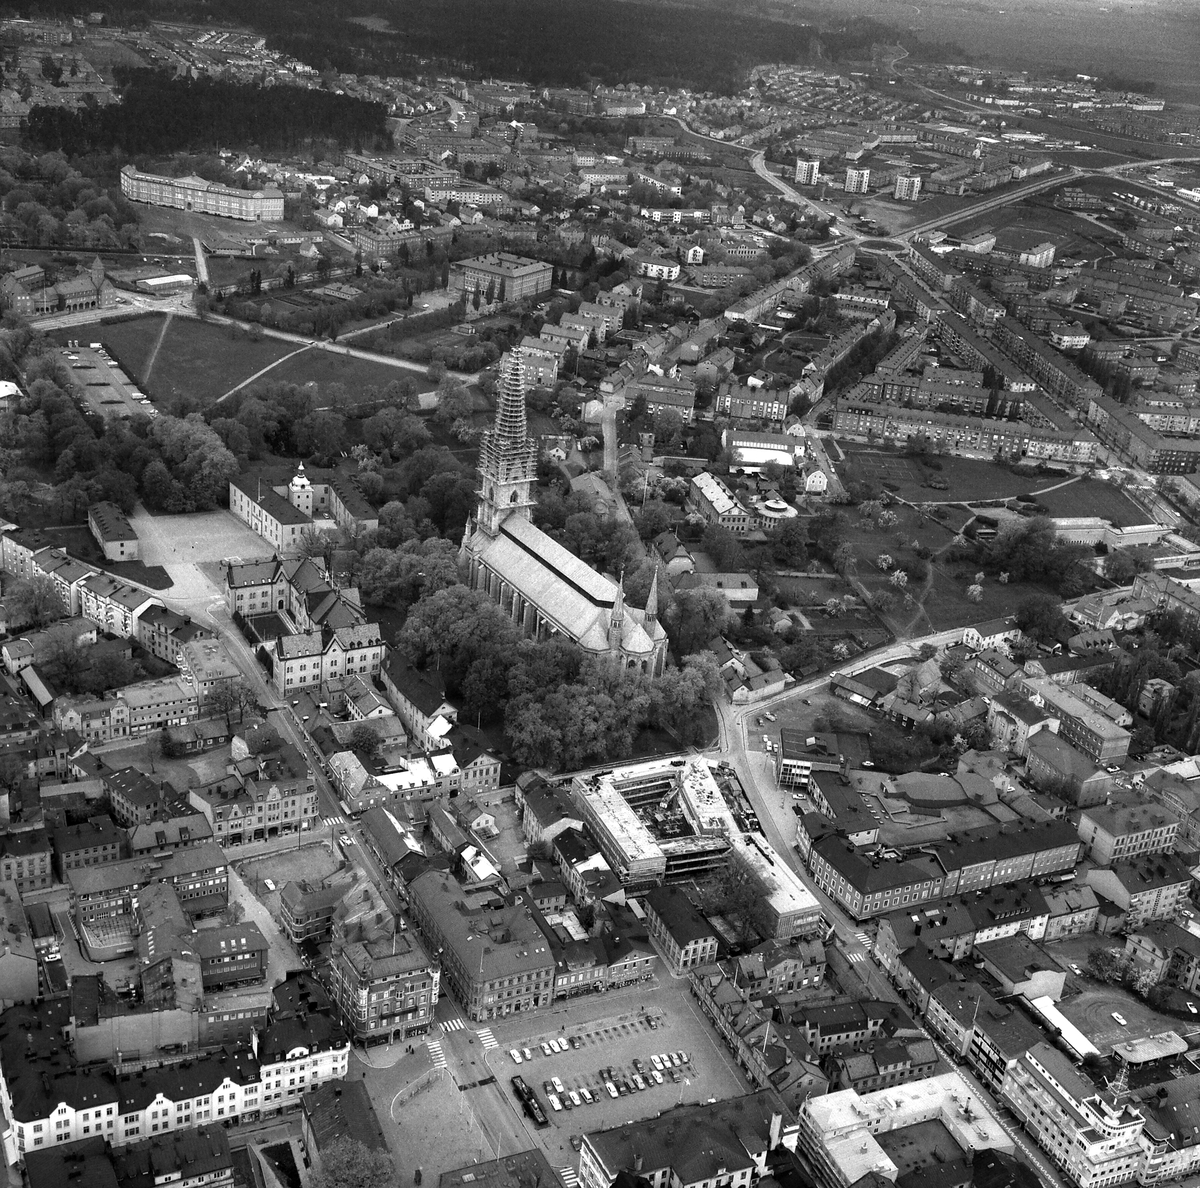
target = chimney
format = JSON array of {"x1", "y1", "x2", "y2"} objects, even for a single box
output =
[
  {"x1": 839, "y1": 754, "x2": 849, "y2": 782},
  {"x1": 633, "y1": 1154, "x2": 643, "y2": 1172},
  {"x1": 768, "y1": 1111, "x2": 783, "y2": 1151}
]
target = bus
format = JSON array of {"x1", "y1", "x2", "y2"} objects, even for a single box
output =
[{"x1": 510, "y1": 1076, "x2": 549, "y2": 1128}]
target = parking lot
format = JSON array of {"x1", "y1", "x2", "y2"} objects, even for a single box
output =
[{"x1": 480, "y1": 981, "x2": 749, "y2": 1144}]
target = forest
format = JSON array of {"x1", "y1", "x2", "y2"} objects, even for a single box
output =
[
  {"x1": 25, "y1": 70, "x2": 390, "y2": 157},
  {"x1": 22, "y1": 0, "x2": 924, "y2": 94}
]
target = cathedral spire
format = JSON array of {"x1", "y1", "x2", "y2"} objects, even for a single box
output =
[
  {"x1": 611, "y1": 575, "x2": 625, "y2": 626},
  {"x1": 495, "y1": 350, "x2": 529, "y2": 446},
  {"x1": 644, "y1": 569, "x2": 659, "y2": 627},
  {"x1": 470, "y1": 348, "x2": 538, "y2": 540}
]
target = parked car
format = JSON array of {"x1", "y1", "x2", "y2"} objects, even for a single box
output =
[
  {"x1": 541, "y1": 1042, "x2": 553, "y2": 1056},
  {"x1": 605, "y1": 1081, "x2": 619, "y2": 1099},
  {"x1": 650, "y1": 1055, "x2": 663, "y2": 1071},
  {"x1": 568, "y1": 1090, "x2": 582, "y2": 1108},
  {"x1": 509, "y1": 1049, "x2": 523, "y2": 1064},
  {"x1": 552, "y1": 1077, "x2": 565, "y2": 1095},
  {"x1": 522, "y1": 1048, "x2": 533, "y2": 1062},
  {"x1": 650, "y1": 1069, "x2": 664, "y2": 1085},
  {"x1": 1112, "y1": 1012, "x2": 1128, "y2": 1026},
  {"x1": 548, "y1": 1094, "x2": 562, "y2": 1112}
]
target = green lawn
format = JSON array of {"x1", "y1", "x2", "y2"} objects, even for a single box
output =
[
  {"x1": 60, "y1": 315, "x2": 295, "y2": 408},
  {"x1": 837, "y1": 445, "x2": 1077, "y2": 505},
  {"x1": 1032, "y1": 479, "x2": 1148, "y2": 527},
  {"x1": 259, "y1": 349, "x2": 436, "y2": 399}
]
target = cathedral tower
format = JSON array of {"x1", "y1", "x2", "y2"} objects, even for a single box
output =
[{"x1": 472, "y1": 350, "x2": 538, "y2": 538}]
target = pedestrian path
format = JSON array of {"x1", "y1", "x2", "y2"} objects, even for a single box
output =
[
  {"x1": 441, "y1": 1018, "x2": 467, "y2": 1033},
  {"x1": 322, "y1": 815, "x2": 346, "y2": 827},
  {"x1": 847, "y1": 952, "x2": 866, "y2": 964},
  {"x1": 427, "y1": 1039, "x2": 447, "y2": 1069},
  {"x1": 855, "y1": 932, "x2": 872, "y2": 948},
  {"x1": 558, "y1": 1168, "x2": 579, "y2": 1188},
  {"x1": 477, "y1": 1027, "x2": 498, "y2": 1049}
]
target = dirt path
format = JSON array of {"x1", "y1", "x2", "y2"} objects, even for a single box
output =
[
  {"x1": 140, "y1": 311, "x2": 174, "y2": 388},
  {"x1": 214, "y1": 344, "x2": 315, "y2": 404}
]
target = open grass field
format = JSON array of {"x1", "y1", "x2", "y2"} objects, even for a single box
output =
[
  {"x1": 839, "y1": 499, "x2": 1055, "y2": 635},
  {"x1": 950, "y1": 196, "x2": 1118, "y2": 264},
  {"x1": 1033, "y1": 479, "x2": 1149, "y2": 527},
  {"x1": 59, "y1": 314, "x2": 296, "y2": 407},
  {"x1": 836, "y1": 445, "x2": 1046, "y2": 503},
  {"x1": 258, "y1": 346, "x2": 436, "y2": 398}
]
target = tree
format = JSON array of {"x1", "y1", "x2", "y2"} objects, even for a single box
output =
[
  {"x1": 311, "y1": 1138, "x2": 396, "y2": 1188},
  {"x1": 700, "y1": 523, "x2": 746, "y2": 572},
  {"x1": 766, "y1": 517, "x2": 807, "y2": 568},
  {"x1": 1103, "y1": 546, "x2": 1155, "y2": 585},
  {"x1": 9, "y1": 575, "x2": 61, "y2": 628},
  {"x1": 1087, "y1": 947, "x2": 1127, "y2": 985},
  {"x1": 433, "y1": 381, "x2": 473, "y2": 427},
  {"x1": 665, "y1": 587, "x2": 728, "y2": 656},
  {"x1": 1015, "y1": 593, "x2": 1070, "y2": 646},
  {"x1": 876, "y1": 554, "x2": 893, "y2": 571},
  {"x1": 1130, "y1": 724, "x2": 1156, "y2": 757},
  {"x1": 348, "y1": 723, "x2": 382, "y2": 760},
  {"x1": 966, "y1": 584, "x2": 984, "y2": 603},
  {"x1": 651, "y1": 653, "x2": 721, "y2": 744},
  {"x1": 41, "y1": 623, "x2": 88, "y2": 690}
]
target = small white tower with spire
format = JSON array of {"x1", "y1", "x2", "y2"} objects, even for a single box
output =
[{"x1": 289, "y1": 462, "x2": 314, "y2": 517}]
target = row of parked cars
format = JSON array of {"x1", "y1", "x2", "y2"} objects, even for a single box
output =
[
  {"x1": 508, "y1": 1034, "x2": 586, "y2": 1063},
  {"x1": 540, "y1": 1052, "x2": 692, "y2": 1113}
]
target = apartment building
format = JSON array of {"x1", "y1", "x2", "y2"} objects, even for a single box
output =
[
  {"x1": 52, "y1": 816, "x2": 125, "y2": 879},
  {"x1": 1002, "y1": 1042, "x2": 1147, "y2": 1188},
  {"x1": 328, "y1": 932, "x2": 439, "y2": 1045},
  {"x1": 449, "y1": 253, "x2": 552, "y2": 301},
  {"x1": 79, "y1": 575, "x2": 160, "y2": 638},
  {"x1": 831, "y1": 398, "x2": 1098, "y2": 464},
  {"x1": 0, "y1": 831, "x2": 52, "y2": 895},
  {"x1": 1085, "y1": 854, "x2": 1194, "y2": 929},
  {"x1": 1023, "y1": 677, "x2": 1131, "y2": 766},
  {"x1": 87, "y1": 502, "x2": 139, "y2": 562},
  {"x1": 188, "y1": 762, "x2": 319, "y2": 847},
  {"x1": 644, "y1": 886, "x2": 719, "y2": 974},
  {"x1": 1077, "y1": 804, "x2": 1179, "y2": 865},
  {"x1": 271, "y1": 625, "x2": 384, "y2": 697},
  {"x1": 688, "y1": 472, "x2": 752, "y2": 534},
  {"x1": 121, "y1": 165, "x2": 283, "y2": 220},
  {"x1": 406, "y1": 872, "x2": 555, "y2": 1023},
  {"x1": 67, "y1": 841, "x2": 229, "y2": 926},
  {"x1": 579, "y1": 1092, "x2": 796, "y2": 1188}
]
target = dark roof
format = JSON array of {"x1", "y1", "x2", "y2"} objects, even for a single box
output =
[
  {"x1": 229, "y1": 477, "x2": 310, "y2": 525},
  {"x1": 645, "y1": 885, "x2": 717, "y2": 946},
  {"x1": 383, "y1": 653, "x2": 452, "y2": 716},
  {"x1": 24, "y1": 1137, "x2": 119, "y2": 1188},
  {"x1": 111, "y1": 1125, "x2": 232, "y2": 1188},
  {"x1": 53, "y1": 815, "x2": 124, "y2": 857},
  {"x1": 303, "y1": 1080, "x2": 389, "y2": 1155},
  {"x1": 88, "y1": 501, "x2": 137, "y2": 543}
]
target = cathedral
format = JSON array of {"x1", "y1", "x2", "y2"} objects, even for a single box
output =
[{"x1": 460, "y1": 351, "x2": 668, "y2": 675}]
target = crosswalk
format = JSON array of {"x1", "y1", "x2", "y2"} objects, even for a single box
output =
[
  {"x1": 441, "y1": 1018, "x2": 467, "y2": 1034},
  {"x1": 847, "y1": 952, "x2": 866, "y2": 964},
  {"x1": 477, "y1": 1027, "x2": 498, "y2": 1050},
  {"x1": 427, "y1": 1039, "x2": 447, "y2": 1069},
  {"x1": 323, "y1": 815, "x2": 346, "y2": 827},
  {"x1": 558, "y1": 1168, "x2": 579, "y2": 1188},
  {"x1": 855, "y1": 932, "x2": 873, "y2": 948}
]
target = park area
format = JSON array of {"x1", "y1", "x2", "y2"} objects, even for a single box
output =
[
  {"x1": 51, "y1": 314, "x2": 438, "y2": 413},
  {"x1": 53, "y1": 315, "x2": 295, "y2": 407},
  {"x1": 836, "y1": 444, "x2": 1048, "y2": 503}
]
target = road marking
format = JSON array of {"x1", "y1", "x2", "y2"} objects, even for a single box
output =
[
  {"x1": 558, "y1": 1168, "x2": 579, "y2": 1188},
  {"x1": 427, "y1": 1039, "x2": 447, "y2": 1069},
  {"x1": 441, "y1": 1018, "x2": 466, "y2": 1033},
  {"x1": 855, "y1": 931, "x2": 873, "y2": 947},
  {"x1": 847, "y1": 952, "x2": 866, "y2": 963},
  {"x1": 323, "y1": 815, "x2": 345, "y2": 826},
  {"x1": 477, "y1": 1027, "x2": 499, "y2": 1049}
]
